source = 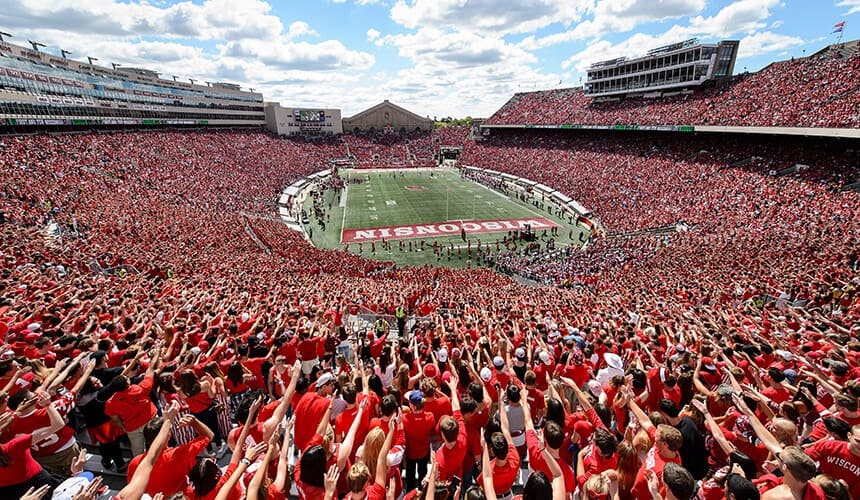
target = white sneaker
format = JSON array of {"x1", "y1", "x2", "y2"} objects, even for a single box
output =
[{"x1": 216, "y1": 442, "x2": 229, "y2": 458}]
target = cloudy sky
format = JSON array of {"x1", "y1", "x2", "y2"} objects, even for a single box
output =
[{"x1": 1, "y1": 1, "x2": 857, "y2": 118}]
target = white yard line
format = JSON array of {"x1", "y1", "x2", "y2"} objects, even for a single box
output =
[
  {"x1": 339, "y1": 184, "x2": 349, "y2": 244},
  {"x1": 471, "y1": 179, "x2": 552, "y2": 222}
]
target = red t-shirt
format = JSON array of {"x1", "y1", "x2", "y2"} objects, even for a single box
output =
[
  {"x1": 525, "y1": 388, "x2": 545, "y2": 422},
  {"x1": 424, "y1": 394, "x2": 452, "y2": 434},
  {"x1": 127, "y1": 436, "x2": 211, "y2": 495},
  {"x1": 298, "y1": 339, "x2": 321, "y2": 361},
  {"x1": 185, "y1": 462, "x2": 242, "y2": 500},
  {"x1": 630, "y1": 427, "x2": 681, "y2": 500},
  {"x1": 491, "y1": 443, "x2": 521, "y2": 494},
  {"x1": 805, "y1": 438, "x2": 860, "y2": 500},
  {"x1": 526, "y1": 429, "x2": 575, "y2": 494},
  {"x1": 8, "y1": 392, "x2": 76, "y2": 457},
  {"x1": 0, "y1": 434, "x2": 41, "y2": 487},
  {"x1": 761, "y1": 385, "x2": 791, "y2": 405},
  {"x1": 334, "y1": 402, "x2": 370, "y2": 458},
  {"x1": 241, "y1": 357, "x2": 267, "y2": 391},
  {"x1": 434, "y1": 410, "x2": 467, "y2": 481},
  {"x1": 104, "y1": 376, "x2": 157, "y2": 432},
  {"x1": 294, "y1": 392, "x2": 331, "y2": 452},
  {"x1": 403, "y1": 409, "x2": 436, "y2": 460}
]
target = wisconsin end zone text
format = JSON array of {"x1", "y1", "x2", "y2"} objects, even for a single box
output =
[{"x1": 340, "y1": 217, "x2": 560, "y2": 243}]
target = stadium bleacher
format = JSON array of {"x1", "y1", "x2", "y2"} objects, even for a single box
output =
[
  {"x1": 486, "y1": 47, "x2": 860, "y2": 129},
  {"x1": 0, "y1": 39, "x2": 859, "y2": 500}
]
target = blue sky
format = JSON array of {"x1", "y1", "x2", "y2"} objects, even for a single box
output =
[{"x1": 1, "y1": 0, "x2": 857, "y2": 118}]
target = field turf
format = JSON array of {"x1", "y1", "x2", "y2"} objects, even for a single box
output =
[{"x1": 303, "y1": 168, "x2": 587, "y2": 268}]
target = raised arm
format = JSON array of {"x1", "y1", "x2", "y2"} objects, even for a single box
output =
[
  {"x1": 481, "y1": 432, "x2": 497, "y2": 500},
  {"x1": 273, "y1": 417, "x2": 294, "y2": 494},
  {"x1": 624, "y1": 387, "x2": 654, "y2": 433},
  {"x1": 375, "y1": 416, "x2": 397, "y2": 487},
  {"x1": 690, "y1": 399, "x2": 736, "y2": 456},
  {"x1": 247, "y1": 430, "x2": 281, "y2": 500},
  {"x1": 541, "y1": 446, "x2": 566, "y2": 500},
  {"x1": 31, "y1": 398, "x2": 65, "y2": 443},
  {"x1": 732, "y1": 394, "x2": 783, "y2": 455},
  {"x1": 232, "y1": 396, "x2": 264, "y2": 465},
  {"x1": 117, "y1": 401, "x2": 179, "y2": 500},
  {"x1": 562, "y1": 376, "x2": 593, "y2": 412},
  {"x1": 263, "y1": 360, "x2": 301, "y2": 441},
  {"x1": 498, "y1": 389, "x2": 514, "y2": 445},
  {"x1": 216, "y1": 441, "x2": 268, "y2": 500}
]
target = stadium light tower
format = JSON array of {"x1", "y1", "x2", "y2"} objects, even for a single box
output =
[
  {"x1": 249, "y1": 88, "x2": 256, "y2": 92},
  {"x1": 189, "y1": 78, "x2": 197, "y2": 85},
  {"x1": 0, "y1": 32, "x2": 12, "y2": 43},
  {"x1": 28, "y1": 40, "x2": 46, "y2": 52},
  {"x1": 111, "y1": 62, "x2": 121, "y2": 70},
  {"x1": 87, "y1": 56, "x2": 98, "y2": 66},
  {"x1": 60, "y1": 49, "x2": 72, "y2": 59}
]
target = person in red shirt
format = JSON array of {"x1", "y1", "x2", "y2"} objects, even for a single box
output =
[
  {"x1": 759, "y1": 368, "x2": 791, "y2": 405},
  {"x1": 0, "y1": 398, "x2": 65, "y2": 498},
  {"x1": 6, "y1": 356, "x2": 94, "y2": 477},
  {"x1": 294, "y1": 371, "x2": 336, "y2": 453},
  {"x1": 298, "y1": 330, "x2": 324, "y2": 375},
  {"x1": 627, "y1": 392, "x2": 684, "y2": 500},
  {"x1": 420, "y1": 377, "x2": 451, "y2": 441},
  {"x1": 761, "y1": 446, "x2": 826, "y2": 500},
  {"x1": 334, "y1": 381, "x2": 371, "y2": 458},
  {"x1": 104, "y1": 350, "x2": 161, "y2": 457},
  {"x1": 490, "y1": 393, "x2": 521, "y2": 496},
  {"x1": 806, "y1": 392, "x2": 860, "y2": 442},
  {"x1": 522, "y1": 394, "x2": 575, "y2": 495},
  {"x1": 435, "y1": 375, "x2": 467, "y2": 481},
  {"x1": 238, "y1": 344, "x2": 272, "y2": 391},
  {"x1": 126, "y1": 413, "x2": 213, "y2": 496},
  {"x1": 187, "y1": 405, "x2": 268, "y2": 500},
  {"x1": 297, "y1": 398, "x2": 369, "y2": 499},
  {"x1": 402, "y1": 390, "x2": 435, "y2": 491},
  {"x1": 796, "y1": 425, "x2": 860, "y2": 500}
]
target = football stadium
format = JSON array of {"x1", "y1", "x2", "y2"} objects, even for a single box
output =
[{"x1": 0, "y1": 12, "x2": 859, "y2": 500}]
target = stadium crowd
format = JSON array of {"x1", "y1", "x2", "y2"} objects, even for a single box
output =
[
  {"x1": 0, "y1": 122, "x2": 857, "y2": 500},
  {"x1": 486, "y1": 48, "x2": 860, "y2": 129}
]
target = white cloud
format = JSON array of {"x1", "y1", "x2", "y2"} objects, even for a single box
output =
[
  {"x1": 366, "y1": 28, "x2": 381, "y2": 41},
  {"x1": 222, "y1": 39, "x2": 375, "y2": 72},
  {"x1": 687, "y1": 0, "x2": 781, "y2": 36},
  {"x1": 390, "y1": 0, "x2": 590, "y2": 35},
  {"x1": 288, "y1": 21, "x2": 318, "y2": 39},
  {"x1": 836, "y1": 0, "x2": 860, "y2": 15},
  {"x1": 380, "y1": 28, "x2": 536, "y2": 68},
  {"x1": 560, "y1": 0, "x2": 787, "y2": 72},
  {"x1": 736, "y1": 31, "x2": 804, "y2": 59},
  {"x1": 0, "y1": 0, "x2": 285, "y2": 40},
  {"x1": 520, "y1": 0, "x2": 706, "y2": 49}
]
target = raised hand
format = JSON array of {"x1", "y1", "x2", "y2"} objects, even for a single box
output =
[
  {"x1": 324, "y1": 464, "x2": 340, "y2": 495},
  {"x1": 20, "y1": 484, "x2": 50, "y2": 500},
  {"x1": 164, "y1": 400, "x2": 181, "y2": 421},
  {"x1": 244, "y1": 441, "x2": 268, "y2": 462},
  {"x1": 71, "y1": 448, "x2": 89, "y2": 475},
  {"x1": 72, "y1": 476, "x2": 103, "y2": 500}
]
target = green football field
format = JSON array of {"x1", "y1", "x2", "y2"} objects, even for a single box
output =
[{"x1": 303, "y1": 168, "x2": 588, "y2": 268}]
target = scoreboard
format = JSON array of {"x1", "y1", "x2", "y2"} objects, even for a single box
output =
[{"x1": 294, "y1": 109, "x2": 326, "y2": 122}]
